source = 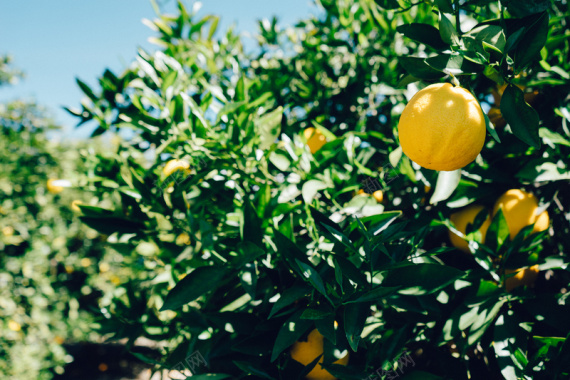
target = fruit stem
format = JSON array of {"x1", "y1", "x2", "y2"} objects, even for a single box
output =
[{"x1": 449, "y1": 73, "x2": 460, "y2": 87}]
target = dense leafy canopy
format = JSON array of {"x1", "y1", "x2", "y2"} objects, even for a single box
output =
[
  {"x1": 4, "y1": 0, "x2": 570, "y2": 379},
  {"x1": 68, "y1": 0, "x2": 570, "y2": 379}
]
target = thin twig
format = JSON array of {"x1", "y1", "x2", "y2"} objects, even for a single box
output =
[
  {"x1": 394, "y1": 0, "x2": 428, "y2": 14},
  {"x1": 454, "y1": 0, "x2": 461, "y2": 34}
]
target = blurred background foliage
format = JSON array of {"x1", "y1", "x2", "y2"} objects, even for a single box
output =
[
  {"x1": 2, "y1": 0, "x2": 570, "y2": 379},
  {"x1": 0, "y1": 57, "x2": 126, "y2": 379}
]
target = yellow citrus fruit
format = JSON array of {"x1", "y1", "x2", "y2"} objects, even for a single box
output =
[
  {"x1": 47, "y1": 179, "x2": 65, "y2": 194},
  {"x1": 397, "y1": 83, "x2": 486, "y2": 171},
  {"x1": 492, "y1": 189, "x2": 549, "y2": 239},
  {"x1": 304, "y1": 127, "x2": 327, "y2": 154},
  {"x1": 2, "y1": 226, "x2": 15, "y2": 237},
  {"x1": 290, "y1": 328, "x2": 349, "y2": 380},
  {"x1": 8, "y1": 320, "x2": 21, "y2": 332},
  {"x1": 356, "y1": 189, "x2": 383, "y2": 203},
  {"x1": 487, "y1": 107, "x2": 506, "y2": 128},
  {"x1": 81, "y1": 258, "x2": 92, "y2": 267},
  {"x1": 505, "y1": 265, "x2": 539, "y2": 292},
  {"x1": 448, "y1": 205, "x2": 491, "y2": 253},
  {"x1": 99, "y1": 262, "x2": 110, "y2": 273},
  {"x1": 372, "y1": 190, "x2": 383, "y2": 203},
  {"x1": 163, "y1": 159, "x2": 191, "y2": 177},
  {"x1": 71, "y1": 200, "x2": 83, "y2": 212},
  {"x1": 176, "y1": 232, "x2": 192, "y2": 246}
]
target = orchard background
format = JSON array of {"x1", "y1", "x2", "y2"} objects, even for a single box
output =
[{"x1": 1, "y1": 0, "x2": 570, "y2": 379}]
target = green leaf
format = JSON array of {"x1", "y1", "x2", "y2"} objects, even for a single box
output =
[
  {"x1": 505, "y1": 0, "x2": 551, "y2": 18},
  {"x1": 334, "y1": 256, "x2": 368, "y2": 288},
  {"x1": 216, "y1": 100, "x2": 247, "y2": 124},
  {"x1": 76, "y1": 78, "x2": 97, "y2": 101},
  {"x1": 302, "y1": 179, "x2": 329, "y2": 204},
  {"x1": 486, "y1": 208, "x2": 510, "y2": 251},
  {"x1": 160, "y1": 266, "x2": 230, "y2": 311},
  {"x1": 425, "y1": 53, "x2": 484, "y2": 75},
  {"x1": 268, "y1": 151, "x2": 291, "y2": 171},
  {"x1": 270, "y1": 310, "x2": 313, "y2": 362},
  {"x1": 517, "y1": 161, "x2": 570, "y2": 182},
  {"x1": 79, "y1": 217, "x2": 144, "y2": 235},
  {"x1": 433, "y1": 0, "x2": 454, "y2": 13},
  {"x1": 344, "y1": 302, "x2": 370, "y2": 352},
  {"x1": 382, "y1": 264, "x2": 465, "y2": 295},
  {"x1": 296, "y1": 260, "x2": 330, "y2": 301},
  {"x1": 161, "y1": 70, "x2": 178, "y2": 94},
  {"x1": 513, "y1": 12, "x2": 549, "y2": 70},
  {"x1": 500, "y1": 84, "x2": 540, "y2": 148},
  {"x1": 476, "y1": 94, "x2": 501, "y2": 143},
  {"x1": 439, "y1": 12, "x2": 459, "y2": 46},
  {"x1": 233, "y1": 361, "x2": 275, "y2": 379},
  {"x1": 429, "y1": 169, "x2": 461, "y2": 204},
  {"x1": 465, "y1": 24, "x2": 506, "y2": 53},
  {"x1": 77, "y1": 205, "x2": 114, "y2": 217},
  {"x1": 268, "y1": 284, "x2": 311, "y2": 319},
  {"x1": 397, "y1": 23, "x2": 449, "y2": 50},
  {"x1": 344, "y1": 286, "x2": 400, "y2": 304},
  {"x1": 230, "y1": 242, "x2": 266, "y2": 269},
  {"x1": 185, "y1": 375, "x2": 232, "y2": 380},
  {"x1": 255, "y1": 106, "x2": 283, "y2": 150},
  {"x1": 240, "y1": 197, "x2": 263, "y2": 246},
  {"x1": 399, "y1": 57, "x2": 446, "y2": 80},
  {"x1": 468, "y1": 298, "x2": 505, "y2": 345},
  {"x1": 273, "y1": 230, "x2": 312, "y2": 276},
  {"x1": 300, "y1": 308, "x2": 333, "y2": 320},
  {"x1": 539, "y1": 128, "x2": 570, "y2": 147}
]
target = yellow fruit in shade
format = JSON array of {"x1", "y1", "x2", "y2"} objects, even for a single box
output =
[
  {"x1": 71, "y1": 200, "x2": 83, "y2": 212},
  {"x1": 448, "y1": 205, "x2": 491, "y2": 253},
  {"x1": 304, "y1": 127, "x2": 327, "y2": 154},
  {"x1": 397, "y1": 83, "x2": 486, "y2": 171},
  {"x1": 47, "y1": 179, "x2": 65, "y2": 194},
  {"x1": 99, "y1": 262, "x2": 110, "y2": 273},
  {"x1": 54, "y1": 336, "x2": 65, "y2": 345},
  {"x1": 487, "y1": 107, "x2": 506, "y2": 128},
  {"x1": 493, "y1": 189, "x2": 550, "y2": 239},
  {"x1": 8, "y1": 320, "x2": 21, "y2": 332},
  {"x1": 533, "y1": 211, "x2": 550, "y2": 233},
  {"x1": 81, "y1": 258, "x2": 92, "y2": 267},
  {"x1": 505, "y1": 265, "x2": 539, "y2": 292},
  {"x1": 356, "y1": 189, "x2": 383, "y2": 203},
  {"x1": 372, "y1": 190, "x2": 383, "y2": 203},
  {"x1": 163, "y1": 159, "x2": 191, "y2": 177},
  {"x1": 2, "y1": 226, "x2": 15, "y2": 237},
  {"x1": 176, "y1": 232, "x2": 192, "y2": 246},
  {"x1": 290, "y1": 329, "x2": 349, "y2": 380}
]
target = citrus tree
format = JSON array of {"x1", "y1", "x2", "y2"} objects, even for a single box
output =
[{"x1": 68, "y1": 0, "x2": 569, "y2": 379}]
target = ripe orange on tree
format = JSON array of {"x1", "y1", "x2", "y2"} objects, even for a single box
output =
[
  {"x1": 304, "y1": 127, "x2": 327, "y2": 154},
  {"x1": 448, "y1": 205, "x2": 491, "y2": 253},
  {"x1": 505, "y1": 265, "x2": 540, "y2": 292},
  {"x1": 47, "y1": 179, "x2": 65, "y2": 194},
  {"x1": 357, "y1": 189, "x2": 384, "y2": 203},
  {"x1": 492, "y1": 189, "x2": 549, "y2": 239},
  {"x1": 290, "y1": 328, "x2": 349, "y2": 380},
  {"x1": 397, "y1": 82, "x2": 486, "y2": 171},
  {"x1": 163, "y1": 159, "x2": 191, "y2": 177}
]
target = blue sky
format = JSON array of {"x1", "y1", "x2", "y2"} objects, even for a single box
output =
[{"x1": 0, "y1": 0, "x2": 316, "y2": 138}]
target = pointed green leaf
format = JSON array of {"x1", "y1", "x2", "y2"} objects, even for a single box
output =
[{"x1": 160, "y1": 266, "x2": 230, "y2": 311}]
